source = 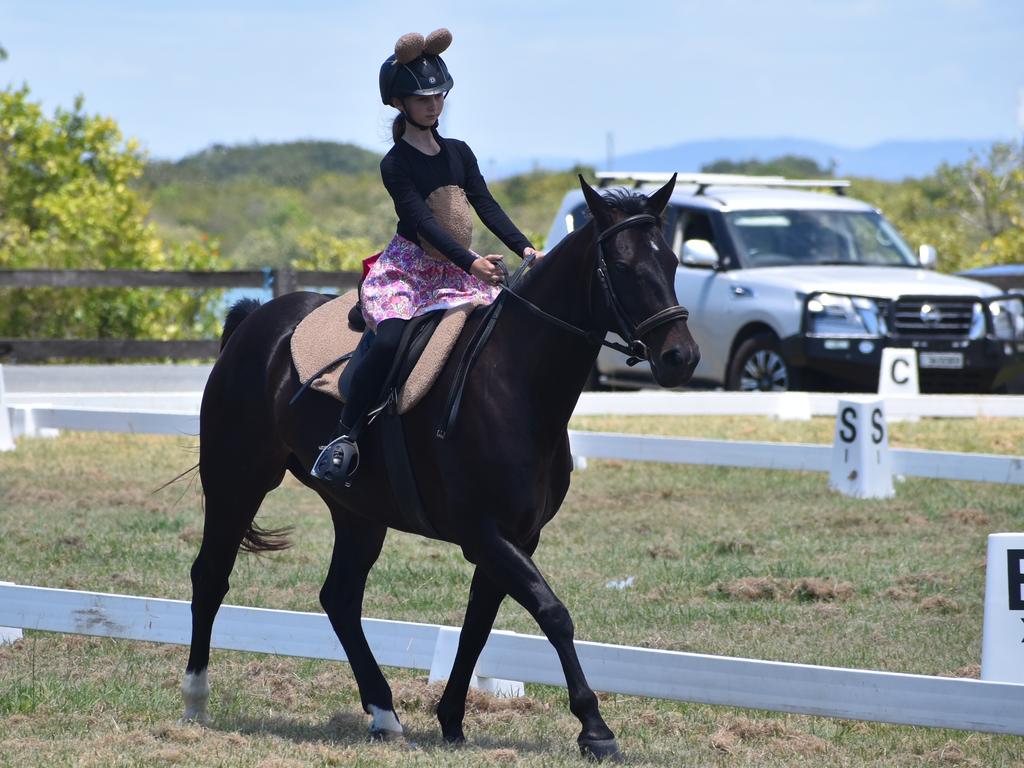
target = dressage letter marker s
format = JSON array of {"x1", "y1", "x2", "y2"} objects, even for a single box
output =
[
  {"x1": 982, "y1": 535, "x2": 1024, "y2": 684},
  {"x1": 829, "y1": 397, "x2": 894, "y2": 499}
]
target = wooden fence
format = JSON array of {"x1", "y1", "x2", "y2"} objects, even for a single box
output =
[{"x1": 0, "y1": 268, "x2": 360, "y2": 362}]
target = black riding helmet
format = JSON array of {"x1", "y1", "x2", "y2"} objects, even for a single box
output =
[{"x1": 379, "y1": 28, "x2": 454, "y2": 107}]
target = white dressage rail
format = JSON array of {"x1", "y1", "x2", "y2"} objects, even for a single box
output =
[
  {"x1": 572, "y1": 391, "x2": 1024, "y2": 419},
  {"x1": 2, "y1": 407, "x2": 1022, "y2": 487},
  {"x1": 567, "y1": 431, "x2": 1024, "y2": 486},
  {"x1": 1, "y1": 583, "x2": 1022, "y2": 735}
]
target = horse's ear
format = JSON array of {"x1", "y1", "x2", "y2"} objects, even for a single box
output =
[
  {"x1": 579, "y1": 174, "x2": 612, "y2": 225},
  {"x1": 647, "y1": 173, "x2": 677, "y2": 216}
]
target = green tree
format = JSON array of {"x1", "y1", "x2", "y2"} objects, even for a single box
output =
[
  {"x1": 935, "y1": 141, "x2": 1024, "y2": 271},
  {"x1": 701, "y1": 155, "x2": 834, "y2": 178},
  {"x1": 854, "y1": 141, "x2": 1024, "y2": 273},
  {"x1": 0, "y1": 85, "x2": 222, "y2": 342}
]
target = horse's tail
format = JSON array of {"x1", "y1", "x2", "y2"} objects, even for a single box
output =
[
  {"x1": 220, "y1": 298, "x2": 262, "y2": 351},
  {"x1": 240, "y1": 522, "x2": 293, "y2": 554}
]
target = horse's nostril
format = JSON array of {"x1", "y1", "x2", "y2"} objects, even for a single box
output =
[
  {"x1": 661, "y1": 347, "x2": 699, "y2": 371},
  {"x1": 662, "y1": 348, "x2": 686, "y2": 368}
]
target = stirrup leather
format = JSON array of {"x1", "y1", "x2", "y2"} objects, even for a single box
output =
[{"x1": 311, "y1": 435, "x2": 360, "y2": 485}]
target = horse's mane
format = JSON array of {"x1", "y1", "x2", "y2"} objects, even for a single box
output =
[{"x1": 600, "y1": 187, "x2": 652, "y2": 216}]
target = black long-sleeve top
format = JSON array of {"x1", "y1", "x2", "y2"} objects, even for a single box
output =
[{"x1": 380, "y1": 136, "x2": 534, "y2": 273}]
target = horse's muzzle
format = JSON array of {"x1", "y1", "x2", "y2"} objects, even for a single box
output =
[{"x1": 654, "y1": 344, "x2": 700, "y2": 386}]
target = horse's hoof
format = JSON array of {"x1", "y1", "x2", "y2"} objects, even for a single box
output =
[
  {"x1": 579, "y1": 737, "x2": 623, "y2": 762},
  {"x1": 369, "y1": 727, "x2": 405, "y2": 743},
  {"x1": 442, "y1": 731, "x2": 466, "y2": 746}
]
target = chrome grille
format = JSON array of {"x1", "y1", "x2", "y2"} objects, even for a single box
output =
[{"x1": 891, "y1": 297, "x2": 976, "y2": 337}]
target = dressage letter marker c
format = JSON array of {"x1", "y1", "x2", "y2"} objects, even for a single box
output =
[{"x1": 878, "y1": 348, "x2": 919, "y2": 395}]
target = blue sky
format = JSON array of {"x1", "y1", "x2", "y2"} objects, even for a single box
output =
[{"x1": 2, "y1": 0, "x2": 1022, "y2": 169}]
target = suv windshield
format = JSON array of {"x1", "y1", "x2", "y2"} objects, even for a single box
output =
[{"x1": 725, "y1": 209, "x2": 917, "y2": 268}]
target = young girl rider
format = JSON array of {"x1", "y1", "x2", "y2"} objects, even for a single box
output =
[{"x1": 312, "y1": 28, "x2": 542, "y2": 487}]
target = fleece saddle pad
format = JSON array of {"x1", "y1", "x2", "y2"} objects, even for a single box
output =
[{"x1": 290, "y1": 290, "x2": 479, "y2": 414}]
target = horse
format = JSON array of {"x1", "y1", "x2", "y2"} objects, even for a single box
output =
[{"x1": 181, "y1": 174, "x2": 699, "y2": 761}]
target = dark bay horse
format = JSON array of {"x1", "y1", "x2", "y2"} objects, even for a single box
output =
[{"x1": 181, "y1": 174, "x2": 699, "y2": 760}]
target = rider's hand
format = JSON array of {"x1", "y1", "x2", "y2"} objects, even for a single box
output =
[
  {"x1": 523, "y1": 246, "x2": 544, "y2": 261},
  {"x1": 471, "y1": 255, "x2": 504, "y2": 286}
]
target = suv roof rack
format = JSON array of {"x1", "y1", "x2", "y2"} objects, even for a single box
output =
[{"x1": 595, "y1": 171, "x2": 851, "y2": 196}]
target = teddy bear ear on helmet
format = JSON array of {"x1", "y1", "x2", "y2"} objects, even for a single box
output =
[
  {"x1": 423, "y1": 28, "x2": 452, "y2": 55},
  {"x1": 394, "y1": 32, "x2": 425, "y2": 64}
]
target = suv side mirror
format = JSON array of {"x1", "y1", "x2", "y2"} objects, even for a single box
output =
[
  {"x1": 682, "y1": 239, "x2": 720, "y2": 269},
  {"x1": 918, "y1": 244, "x2": 937, "y2": 270}
]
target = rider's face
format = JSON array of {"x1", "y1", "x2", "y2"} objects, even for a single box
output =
[{"x1": 397, "y1": 93, "x2": 444, "y2": 126}]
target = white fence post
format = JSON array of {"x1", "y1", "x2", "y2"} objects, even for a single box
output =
[
  {"x1": 0, "y1": 366, "x2": 14, "y2": 452},
  {"x1": 0, "y1": 582, "x2": 23, "y2": 644},
  {"x1": 428, "y1": 625, "x2": 524, "y2": 697},
  {"x1": 981, "y1": 534, "x2": 1024, "y2": 684},
  {"x1": 829, "y1": 397, "x2": 895, "y2": 499}
]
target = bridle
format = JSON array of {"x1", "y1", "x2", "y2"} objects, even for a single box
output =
[
  {"x1": 436, "y1": 212, "x2": 691, "y2": 439},
  {"x1": 502, "y1": 213, "x2": 691, "y2": 365}
]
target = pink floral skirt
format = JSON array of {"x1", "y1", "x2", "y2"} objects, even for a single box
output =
[{"x1": 361, "y1": 235, "x2": 498, "y2": 330}]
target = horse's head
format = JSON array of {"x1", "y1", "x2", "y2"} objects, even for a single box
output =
[{"x1": 579, "y1": 174, "x2": 700, "y2": 387}]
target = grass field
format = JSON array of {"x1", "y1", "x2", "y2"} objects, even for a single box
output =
[{"x1": 1, "y1": 415, "x2": 1023, "y2": 766}]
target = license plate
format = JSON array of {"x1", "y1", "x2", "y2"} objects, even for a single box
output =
[{"x1": 919, "y1": 351, "x2": 964, "y2": 369}]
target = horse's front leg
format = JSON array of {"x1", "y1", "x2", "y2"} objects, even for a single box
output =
[{"x1": 462, "y1": 519, "x2": 619, "y2": 761}]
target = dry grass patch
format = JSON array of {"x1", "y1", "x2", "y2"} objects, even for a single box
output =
[
  {"x1": 646, "y1": 544, "x2": 681, "y2": 560},
  {"x1": 389, "y1": 679, "x2": 542, "y2": 718},
  {"x1": 711, "y1": 539, "x2": 756, "y2": 555},
  {"x1": 947, "y1": 508, "x2": 990, "y2": 526},
  {"x1": 924, "y1": 740, "x2": 979, "y2": 765},
  {"x1": 713, "y1": 577, "x2": 854, "y2": 602},
  {"x1": 709, "y1": 715, "x2": 830, "y2": 757},
  {"x1": 948, "y1": 664, "x2": 981, "y2": 679},
  {"x1": 920, "y1": 595, "x2": 962, "y2": 614}
]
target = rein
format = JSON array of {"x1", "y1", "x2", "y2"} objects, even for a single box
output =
[{"x1": 436, "y1": 214, "x2": 690, "y2": 438}]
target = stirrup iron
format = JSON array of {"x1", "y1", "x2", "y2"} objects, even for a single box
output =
[{"x1": 311, "y1": 435, "x2": 360, "y2": 486}]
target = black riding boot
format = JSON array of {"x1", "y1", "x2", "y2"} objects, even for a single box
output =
[{"x1": 310, "y1": 318, "x2": 406, "y2": 488}]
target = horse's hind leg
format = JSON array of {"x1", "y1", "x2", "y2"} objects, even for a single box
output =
[
  {"x1": 319, "y1": 510, "x2": 399, "y2": 738},
  {"x1": 181, "y1": 467, "x2": 284, "y2": 723},
  {"x1": 435, "y1": 566, "x2": 507, "y2": 743}
]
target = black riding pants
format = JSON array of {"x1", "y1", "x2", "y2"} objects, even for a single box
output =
[{"x1": 338, "y1": 318, "x2": 407, "y2": 433}]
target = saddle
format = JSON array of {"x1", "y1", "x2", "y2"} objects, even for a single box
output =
[{"x1": 290, "y1": 290, "x2": 482, "y2": 413}]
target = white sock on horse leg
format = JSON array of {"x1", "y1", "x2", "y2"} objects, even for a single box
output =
[
  {"x1": 181, "y1": 669, "x2": 210, "y2": 723},
  {"x1": 368, "y1": 703, "x2": 403, "y2": 734}
]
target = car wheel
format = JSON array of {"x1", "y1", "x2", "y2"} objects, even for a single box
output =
[{"x1": 726, "y1": 332, "x2": 799, "y2": 391}]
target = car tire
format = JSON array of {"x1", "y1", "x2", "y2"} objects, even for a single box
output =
[{"x1": 726, "y1": 332, "x2": 801, "y2": 392}]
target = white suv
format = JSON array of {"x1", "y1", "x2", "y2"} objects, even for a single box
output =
[{"x1": 544, "y1": 173, "x2": 1024, "y2": 393}]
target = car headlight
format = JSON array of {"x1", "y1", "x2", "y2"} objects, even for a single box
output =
[
  {"x1": 990, "y1": 297, "x2": 1024, "y2": 340},
  {"x1": 806, "y1": 293, "x2": 887, "y2": 337}
]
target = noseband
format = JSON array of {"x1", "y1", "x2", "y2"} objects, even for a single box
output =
[{"x1": 504, "y1": 213, "x2": 690, "y2": 365}]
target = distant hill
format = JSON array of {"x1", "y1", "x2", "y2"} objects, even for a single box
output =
[
  {"x1": 601, "y1": 138, "x2": 998, "y2": 181},
  {"x1": 142, "y1": 140, "x2": 381, "y2": 189}
]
